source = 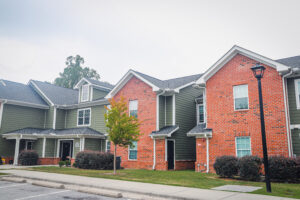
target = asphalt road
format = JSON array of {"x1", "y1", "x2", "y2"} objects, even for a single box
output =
[{"x1": 0, "y1": 180, "x2": 127, "y2": 200}]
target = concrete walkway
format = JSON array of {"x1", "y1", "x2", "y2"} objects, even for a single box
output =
[
  {"x1": 1, "y1": 169, "x2": 296, "y2": 200},
  {"x1": 0, "y1": 165, "x2": 57, "y2": 169}
]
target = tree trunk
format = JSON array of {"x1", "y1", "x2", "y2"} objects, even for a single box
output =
[{"x1": 114, "y1": 144, "x2": 117, "y2": 175}]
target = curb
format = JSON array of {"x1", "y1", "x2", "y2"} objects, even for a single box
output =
[
  {"x1": 0, "y1": 176, "x2": 26, "y2": 183},
  {"x1": 32, "y1": 180, "x2": 65, "y2": 189}
]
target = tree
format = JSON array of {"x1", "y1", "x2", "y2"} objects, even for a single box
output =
[
  {"x1": 104, "y1": 96, "x2": 141, "y2": 175},
  {"x1": 54, "y1": 55, "x2": 100, "y2": 88}
]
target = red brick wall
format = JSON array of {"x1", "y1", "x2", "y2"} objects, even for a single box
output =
[
  {"x1": 155, "y1": 138, "x2": 167, "y2": 170},
  {"x1": 112, "y1": 76, "x2": 157, "y2": 170},
  {"x1": 176, "y1": 160, "x2": 195, "y2": 170},
  {"x1": 195, "y1": 138, "x2": 208, "y2": 172},
  {"x1": 38, "y1": 158, "x2": 61, "y2": 165},
  {"x1": 203, "y1": 54, "x2": 288, "y2": 172}
]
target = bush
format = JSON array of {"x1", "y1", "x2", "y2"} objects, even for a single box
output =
[
  {"x1": 74, "y1": 150, "x2": 114, "y2": 170},
  {"x1": 65, "y1": 160, "x2": 71, "y2": 167},
  {"x1": 0, "y1": 156, "x2": 2, "y2": 165},
  {"x1": 214, "y1": 156, "x2": 238, "y2": 178},
  {"x1": 268, "y1": 156, "x2": 297, "y2": 182},
  {"x1": 59, "y1": 161, "x2": 65, "y2": 168},
  {"x1": 294, "y1": 157, "x2": 300, "y2": 179},
  {"x1": 18, "y1": 150, "x2": 39, "y2": 166},
  {"x1": 238, "y1": 155, "x2": 262, "y2": 181}
]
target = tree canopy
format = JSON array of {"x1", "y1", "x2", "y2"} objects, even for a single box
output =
[
  {"x1": 105, "y1": 96, "x2": 141, "y2": 174},
  {"x1": 54, "y1": 55, "x2": 100, "y2": 88}
]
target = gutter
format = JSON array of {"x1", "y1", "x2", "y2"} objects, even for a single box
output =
[
  {"x1": 0, "y1": 99, "x2": 49, "y2": 109},
  {"x1": 0, "y1": 99, "x2": 7, "y2": 128},
  {"x1": 56, "y1": 98, "x2": 109, "y2": 109}
]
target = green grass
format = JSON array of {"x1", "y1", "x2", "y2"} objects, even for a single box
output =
[{"x1": 29, "y1": 167, "x2": 300, "y2": 199}]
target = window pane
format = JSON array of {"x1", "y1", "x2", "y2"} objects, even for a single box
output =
[
  {"x1": 235, "y1": 97, "x2": 248, "y2": 110},
  {"x1": 199, "y1": 105, "x2": 204, "y2": 123},
  {"x1": 84, "y1": 117, "x2": 90, "y2": 125},
  {"x1": 81, "y1": 85, "x2": 89, "y2": 101},
  {"x1": 129, "y1": 150, "x2": 137, "y2": 160},
  {"x1": 78, "y1": 110, "x2": 84, "y2": 117},
  {"x1": 234, "y1": 85, "x2": 248, "y2": 98},
  {"x1": 78, "y1": 117, "x2": 83, "y2": 125},
  {"x1": 129, "y1": 100, "x2": 138, "y2": 118},
  {"x1": 85, "y1": 109, "x2": 90, "y2": 117},
  {"x1": 236, "y1": 137, "x2": 251, "y2": 158},
  {"x1": 106, "y1": 141, "x2": 111, "y2": 152},
  {"x1": 130, "y1": 141, "x2": 137, "y2": 150},
  {"x1": 130, "y1": 110, "x2": 138, "y2": 118}
]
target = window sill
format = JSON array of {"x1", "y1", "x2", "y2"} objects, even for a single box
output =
[
  {"x1": 77, "y1": 124, "x2": 91, "y2": 127},
  {"x1": 234, "y1": 109, "x2": 249, "y2": 112}
]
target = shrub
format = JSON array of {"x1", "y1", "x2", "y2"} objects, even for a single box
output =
[
  {"x1": 268, "y1": 156, "x2": 297, "y2": 182},
  {"x1": 214, "y1": 155, "x2": 238, "y2": 178},
  {"x1": 74, "y1": 150, "x2": 114, "y2": 170},
  {"x1": 238, "y1": 155, "x2": 262, "y2": 181},
  {"x1": 18, "y1": 150, "x2": 39, "y2": 166},
  {"x1": 65, "y1": 160, "x2": 71, "y2": 167},
  {"x1": 59, "y1": 161, "x2": 65, "y2": 168},
  {"x1": 295, "y1": 157, "x2": 300, "y2": 179},
  {"x1": 0, "y1": 156, "x2": 2, "y2": 165}
]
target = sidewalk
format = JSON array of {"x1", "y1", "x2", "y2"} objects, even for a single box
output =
[{"x1": 2, "y1": 169, "x2": 296, "y2": 200}]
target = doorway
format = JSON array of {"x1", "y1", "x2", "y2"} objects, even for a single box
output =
[
  {"x1": 167, "y1": 140, "x2": 175, "y2": 170},
  {"x1": 59, "y1": 140, "x2": 73, "y2": 161}
]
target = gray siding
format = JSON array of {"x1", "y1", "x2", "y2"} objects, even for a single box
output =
[
  {"x1": 287, "y1": 78, "x2": 300, "y2": 124},
  {"x1": 33, "y1": 139, "x2": 44, "y2": 157},
  {"x1": 291, "y1": 129, "x2": 300, "y2": 156},
  {"x1": 55, "y1": 109, "x2": 66, "y2": 129},
  {"x1": 159, "y1": 96, "x2": 165, "y2": 129},
  {"x1": 45, "y1": 138, "x2": 56, "y2": 157},
  {"x1": 93, "y1": 88, "x2": 108, "y2": 100},
  {"x1": 172, "y1": 86, "x2": 201, "y2": 160},
  {"x1": 166, "y1": 96, "x2": 173, "y2": 126},
  {"x1": 84, "y1": 138, "x2": 103, "y2": 151},
  {"x1": 44, "y1": 107, "x2": 54, "y2": 129},
  {"x1": 0, "y1": 104, "x2": 45, "y2": 157}
]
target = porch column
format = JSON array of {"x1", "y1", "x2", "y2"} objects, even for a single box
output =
[
  {"x1": 13, "y1": 138, "x2": 20, "y2": 165},
  {"x1": 42, "y1": 137, "x2": 46, "y2": 158},
  {"x1": 82, "y1": 137, "x2": 85, "y2": 151}
]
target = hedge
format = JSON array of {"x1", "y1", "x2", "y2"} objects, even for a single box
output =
[
  {"x1": 18, "y1": 150, "x2": 39, "y2": 166},
  {"x1": 0, "y1": 156, "x2": 2, "y2": 165},
  {"x1": 213, "y1": 155, "x2": 238, "y2": 178},
  {"x1": 74, "y1": 150, "x2": 113, "y2": 170},
  {"x1": 268, "y1": 156, "x2": 298, "y2": 182},
  {"x1": 238, "y1": 155, "x2": 262, "y2": 181}
]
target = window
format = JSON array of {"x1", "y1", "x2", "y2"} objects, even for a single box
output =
[
  {"x1": 25, "y1": 141, "x2": 33, "y2": 150},
  {"x1": 196, "y1": 95, "x2": 205, "y2": 123},
  {"x1": 236, "y1": 137, "x2": 251, "y2": 158},
  {"x1": 233, "y1": 85, "x2": 248, "y2": 110},
  {"x1": 77, "y1": 108, "x2": 91, "y2": 126},
  {"x1": 106, "y1": 140, "x2": 111, "y2": 152},
  {"x1": 129, "y1": 100, "x2": 138, "y2": 118},
  {"x1": 81, "y1": 84, "x2": 89, "y2": 102},
  {"x1": 294, "y1": 79, "x2": 300, "y2": 109},
  {"x1": 129, "y1": 141, "x2": 137, "y2": 160}
]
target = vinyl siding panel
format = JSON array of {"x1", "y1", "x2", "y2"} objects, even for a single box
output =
[
  {"x1": 73, "y1": 138, "x2": 80, "y2": 157},
  {"x1": 55, "y1": 109, "x2": 66, "y2": 129},
  {"x1": 159, "y1": 96, "x2": 165, "y2": 129},
  {"x1": 45, "y1": 138, "x2": 56, "y2": 157},
  {"x1": 172, "y1": 86, "x2": 201, "y2": 160},
  {"x1": 166, "y1": 96, "x2": 173, "y2": 126},
  {"x1": 93, "y1": 88, "x2": 108, "y2": 100},
  {"x1": 287, "y1": 77, "x2": 300, "y2": 124},
  {"x1": 0, "y1": 104, "x2": 45, "y2": 156},
  {"x1": 291, "y1": 129, "x2": 300, "y2": 156},
  {"x1": 44, "y1": 107, "x2": 54, "y2": 129},
  {"x1": 33, "y1": 139, "x2": 44, "y2": 157},
  {"x1": 84, "y1": 138, "x2": 103, "y2": 151}
]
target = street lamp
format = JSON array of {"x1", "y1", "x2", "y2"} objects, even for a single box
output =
[{"x1": 251, "y1": 63, "x2": 271, "y2": 193}]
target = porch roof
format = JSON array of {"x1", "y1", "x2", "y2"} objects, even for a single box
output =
[
  {"x1": 2, "y1": 127, "x2": 106, "y2": 139},
  {"x1": 150, "y1": 125, "x2": 179, "y2": 138},
  {"x1": 187, "y1": 123, "x2": 212, "y2": 138}
]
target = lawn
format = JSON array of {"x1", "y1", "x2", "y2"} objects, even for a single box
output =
[{"x1": 29, "y1": 166, "x2": 300, "y2": 199}]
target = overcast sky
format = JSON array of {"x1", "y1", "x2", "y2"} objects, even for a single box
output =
[{"x1": 0, "y1": 0, "x2": 299, "y2": 85}]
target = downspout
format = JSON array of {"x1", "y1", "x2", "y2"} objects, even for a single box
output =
[
  {"x1": 0, "y1": 99, "x2": 7, "y2": 129},
  {"x1": 282, "y1": 69, "x2": 293, "y2": 157},
  {"x1": 206, "y1": 136, "x2": 209, "y2": 173},
  {"x1": 152, "y1": 137, "x2": 156, "y2": 170}
]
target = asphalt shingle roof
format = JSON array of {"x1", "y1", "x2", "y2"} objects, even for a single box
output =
[
  {"x1": 150, "y1": 125, "x2": 179, "y2": 136},
  {"x1": 0, "y1": 80, "x2": 48, "y2": 106},
  {"x1": 5, "y1": 127, "x2": 105, "y2": 136},
  {"x1": 85, "y1": 78, "x2": 115, "y2": 89},
  {"x1": 187, "y1": 123, "x2": 212, "y2": 136},
  {"x1": 30, "y1": 80, "x2": 79, "y2": 105},
  {"x1": 132, "y1": 70, "x2": 202, "y2": 90},
  {"x1": 276, "y1": 56, "x2": 300, "y2": 69}
]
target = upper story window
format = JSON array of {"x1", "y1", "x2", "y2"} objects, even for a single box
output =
[
  {"x1": 81, "y1": 84, "x2": 89, "y2": 102},
  {"x1": 233, "y1": 85, "x2": 249, "y2": 110},
  {"x1": 106, "y1": 140, "x2": 111, "y2": 152},
  {"x1": 294, "y1": 79, "x2": 300, "y2": 109},
  {"x1": 236, "y1": 137, "x2": 251, "y2": 158},
  {"x1": 196, "y1": 95, "x2": 205, "y2": 124},
  {"x1": 77, "y1": 108, "x2": 91, "y2": 126},
  {"x1": 129, "y1": 100, "x2": 138, "y2": 118},
  {"x1": 129, "y1": 141, "x2": 137, "y2": 160}
]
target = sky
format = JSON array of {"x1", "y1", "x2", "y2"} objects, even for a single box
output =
[{"x1": 0, "y1": 0, "x2": 299, "y2": 85}]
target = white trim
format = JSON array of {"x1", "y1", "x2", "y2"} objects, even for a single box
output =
[
  {"x1": 42, "y1": 137, "x2": 46, "y2": 158},
  {"x1": 172, "y1": 94, "x2": 175, "y2": 125},
  {"x1": 196, "y1": 45, "x2": 290, "y2": 85},
  {"x1": 196, "y1": 93, "x2": 206, "y2": 124},
  {"x1": 77, "y1": 108, "x2": 91, "y2": 127},
  {"x1": 57, "y1": 139, "x2": 74, "y2": 158},
  {"x1": 25, "y1": 140, "x2": 33, "y2": 150},
  {"x1": 235, "y1": 136, "x2": 252, "y2": 157},
  {"x1": 81, "y1": 84, "x2": 90, "y2": 102},
  {"x1": 128, "y1": 141, "x2": 138, "y2": 161},
  {"x1": 165, "y1": 138, "x2": 167, "y2": 161},
  {"x1": 233, "y1": 84, "x2": 249, "y2": 111},
  {"x1": 90, "y1": 86, "x2": 94, "y2": 101},
  {"x1": 164, "y1": 96, "x2": 167, "y2": 126},
  {"x1": 106, "y1": 140, "x2": 111, "y2": 152},
  {"x1": 294, "y1": 79, "x2": 300, "y2": 109},
  {"x1": 152, "y1": 138, "x2": 156, "y2": 170},
  {"x1": 53, "y1": 107, "x2": 57, "y2": 129},
  {"x1": 156, "y1": 91, "x2": 165, "y2": 130},
  {"x1": 166, "y1": 139, "x2": 176, "y2": 170},
  {"x1": 0, "y1": 100, "x2": 6, "y2": 128},
  {"x1": 29, "y1": 80, "x2": 54, "y2": 106},
  {"x1": 206, "y1": 138, "x2": 209, "y2": 173},
  {"x1": 13, "y1": 137, "x2": 20, "y2": 165},
  {"x1": 64, "y1": 111, "x2": 67, "y2": 129},
  {"x1": 43, "y1": 110, "x2": 46, "y2": 128},
  {"x1": 290, "y1": 124, "x2": 300, "y2": 129},
  {"x1": 82, "y1": 137, "x2": 85, "y2": 151},
  {"x1": 2, "y1": 99, "x2": 49, "y2": 109},
  {"x1": 174, "y1": 81, "x2": 196, "y2": 92},
  {"x1": 106, "y1": 70, "x2": 160, "y2": 99}
]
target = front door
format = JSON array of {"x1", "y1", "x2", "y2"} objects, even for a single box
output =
[
  {"x1": 60, "y1": 140, "x2": 73, "y2": 161},
  {"x1": 167, "y1": 140, "x2": 175, "y2": 170}
]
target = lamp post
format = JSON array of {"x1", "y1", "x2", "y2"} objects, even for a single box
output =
[{"x1": 251, "y1": 63, "x2": 271, "y2": 193}]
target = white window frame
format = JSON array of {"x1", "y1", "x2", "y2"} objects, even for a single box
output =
[
  {"x1": 25, "y1": 141, "x2": 33, "y2": 150},
  {"x1": 233, "y1": 84, "x2": 249, "y2": 111},
  {"x1": 81, "y1": 84, "x2": 89, "y2": 102},
  {"x1": 128, "y1": 141, "x2": 138, "y2": 161},
  {"x1": 129, "y1": 100, "x2": 138, "y2": 117},
  {"x1": 294, "y1": 79, "x2": 300, "y2": 109},
  {"x1": 77, "y1": 108, "x2": 91, "y2": 126},
  {"x1": 235, "y1": 136, "x2": 252, "y2": 158},
  {"x1": 196, "y1": 95, "x2": 206, "y2": 124},
  {"x1": 106, "y1": 140, "x2": 111, "y2": 152}
]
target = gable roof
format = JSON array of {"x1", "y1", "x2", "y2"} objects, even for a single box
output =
[
  {"x1": 29, "y1": 80, "x2": 78, "y2": 106},
  {"x1": 0, "y1": 79, "x2": 48, "y2": 109},
  {"x1": 74, "y1": 77, "x2": 114, "y2": 91},
  {"x1": 276, "y1": 56, "x2": 300, "y2": 69},
  {"x1": 106, "y1": 69, "x2": 202, "y2": 98},
  {"x1": 196, "y1": 45, "x2": 290, "y2": 85}
]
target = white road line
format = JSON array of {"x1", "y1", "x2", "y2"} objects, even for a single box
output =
[
  {"x1": 14, "y1": 190, "x2": 70, "y2": 200},
  {"x1": 0, "y1": 183, "x2": 27, "y2": 189}
]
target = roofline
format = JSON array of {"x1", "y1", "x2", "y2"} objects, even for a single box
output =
[
  {"x1": 106, "y1": 70, "x2": 160, "y2": 98},
  {"x1": 2, "y1": 133, "x2": 105, "y2": 139},
  {"x1": 56, "y1": 98, "x2": 109, "y2": 109},
  {"x1": 196, "y1": 45, "x2": 290, "y2": 85},
  {"x1": 150, "y1": 126, "x2": 179, "y2": 138},
  {"x1": 187, "y1": 131, "x2": 212, "y2": 138},
  {"x1": 29, "y1": 80, "x2": 54, "y2": 106},
  {"x1": 0, "y1": 98, "x2": 49, "y2": 109},
  {"x1": 74, "y1": 77, "x2": 113, "y2": 91}
]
